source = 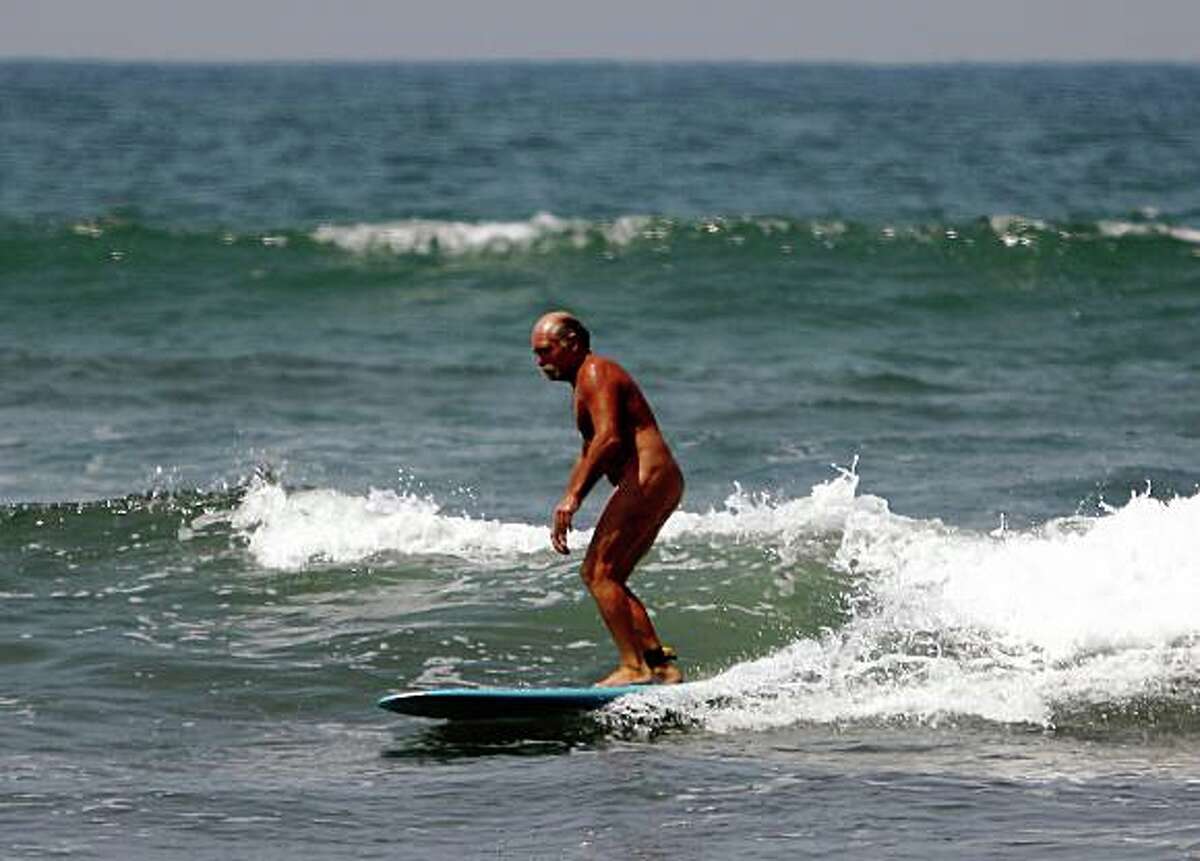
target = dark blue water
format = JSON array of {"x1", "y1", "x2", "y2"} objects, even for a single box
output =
[{"x1": 1, "y1": 62, "x2": 1198, "y2": 859}]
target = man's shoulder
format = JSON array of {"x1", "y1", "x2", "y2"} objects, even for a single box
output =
[
  {"x1": 578, "y1": 354, "x2": 632, "y2": 391},
  {"x1": 587, "y1": 353, "x2": 626, "y2": 372}
]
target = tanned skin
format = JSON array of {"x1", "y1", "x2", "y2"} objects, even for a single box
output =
[{"x1": 531, "y1": 312, "x2": 684, "y2": 686}]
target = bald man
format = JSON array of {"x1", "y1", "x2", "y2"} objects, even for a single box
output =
[{"x1": 531, "y1": 311, "x2": 685, "y2": 686}]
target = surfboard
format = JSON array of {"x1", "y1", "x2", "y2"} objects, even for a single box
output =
[{"x1": 377, "y1": 684, "x2": 654, "y2": 721}]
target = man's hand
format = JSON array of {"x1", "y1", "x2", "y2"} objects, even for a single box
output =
[{"x1": 552, "y1": 494, "x2": 579, "y2": 554}]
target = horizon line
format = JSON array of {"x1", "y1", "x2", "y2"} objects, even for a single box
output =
[{"x1": 2, "y1": 54, "x2": 1198, "y2": 67}]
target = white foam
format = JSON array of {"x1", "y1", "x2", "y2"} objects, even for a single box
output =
[
  {"x1": 988, "y1": 214, "x2": 1048, "y2": 248},
  {"x1": 225, "y1": 467, "x2": 874, "y2": 572},
  {"x1": 313, "y1": 214, "x2": 1200, "y2": 256},
  {"x1": 311, "y1": 212, "x2": 652, "y2": 257},
  {"x1": 228, "y1": 482, "x2": 549, "y2": 570},
  {"x1": 662, "y1": 468, "x2": 874, "y2": 545},
  {"x1": 607, "y1": 484, "x2": 1200, "y2": 733},
  {"x1": 985, "y1": 215, "x2": 1200, "y2": 248},
  {"x1": 900, "y1": 493, "x2": 1200, "y2": 660},
  {"x1": 1097, "y1": 220, "x2": 1200, "y2": 245},
  {"x1": 611, "y1": 632, "x2": 1200, "y2": 734}
]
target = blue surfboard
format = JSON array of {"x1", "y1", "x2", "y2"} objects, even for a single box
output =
[{"x1": 377, "y1": 685, "x2": 655, "y2": 721}]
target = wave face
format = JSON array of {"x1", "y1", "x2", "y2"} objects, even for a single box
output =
[{"x1": 5, "y1": 210, "x2": 1198, "y2": 278}]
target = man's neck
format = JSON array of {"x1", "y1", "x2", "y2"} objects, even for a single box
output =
[{"x1": 567, "y1": 351, "x2": 593, "y2": 387}]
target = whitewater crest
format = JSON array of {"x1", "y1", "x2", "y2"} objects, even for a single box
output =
[
  {"x1": 226, "y1": 482, "x2": 549, "y2": 570},
  {"x1": 224, "y1": 465, "x2": 877, "y2": 571},
  {"x1": 311, "y1": 212, "x2": 652, "y2": 257},
  {"x1": 225, "y1": 465, "x2": 888, "y2": 573},
  {"x1": 310, "y1": 212, "x2": 1200, "y2": 259},
  {"x1": 605, "y1": 486, "x2": 1200, "y2": 734}
]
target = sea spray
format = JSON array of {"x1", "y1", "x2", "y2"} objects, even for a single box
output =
[{"x1": 604, "y1": 485, "x2": 1200, "y2": 734}]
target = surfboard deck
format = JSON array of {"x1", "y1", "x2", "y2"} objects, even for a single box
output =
[{"x1": 377, "y1": 684, "x2": 655, "y2": 721}]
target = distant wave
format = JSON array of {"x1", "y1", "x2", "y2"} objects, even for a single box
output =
[
  {"x1": 1095, "y1": 219, "x2": 1200, "y2": 245},
  {"x1": 310, "y1": 212, "x2": 1200, "y2": 259},
  {"x1": 310, "y1": 213, "x2": 652, "y2": 256},
  {"x1": 5, "y1": 212, "x2": 1198, "y2": 263}
]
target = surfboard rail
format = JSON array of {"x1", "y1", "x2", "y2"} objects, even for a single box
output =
[{"x1": 377, "y1": 685, "x2": 653, "y2": 721}]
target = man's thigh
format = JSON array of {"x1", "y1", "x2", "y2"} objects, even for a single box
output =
[{"x1": 584, "y1": 484, "x2": 670, "y2": 584}]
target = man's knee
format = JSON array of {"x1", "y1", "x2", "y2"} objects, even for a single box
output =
[
  {"x1": 580, "y1": 558, "x2": 606, "y2": 589},
  {"x1": 580, "y1": 557, "x2": 625, "y2": 591}
]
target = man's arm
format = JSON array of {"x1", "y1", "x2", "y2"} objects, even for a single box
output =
[{"x1": 552, "y1": 364, "x2": 623, "y2": 554}]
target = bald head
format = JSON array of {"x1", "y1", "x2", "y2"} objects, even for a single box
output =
[
  {"x1": 531, "y1": 311, "x2": 591, "y2": 382},
  {"x1": 531, "y1": 311, "x2": 590, "y2": 352}
]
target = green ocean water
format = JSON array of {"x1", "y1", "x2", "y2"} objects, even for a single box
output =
[{"x1": 1, "y1": 62, "x2": 1199, "y2": 859}]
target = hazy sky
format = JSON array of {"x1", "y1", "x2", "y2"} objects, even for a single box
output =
[{"x1": 2, "y1": 0, "x2": 1198, "y2": 63}]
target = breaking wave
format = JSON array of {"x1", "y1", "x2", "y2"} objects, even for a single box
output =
[
  {"x1": 310, "y1": 212, "x2": 1200, "y2": 258},
  {"x1": 222, "y1": 468, "x2": 1200, "y2": 733},
  {"x1": 606, "y1": 483, "x2": 1200, "y2": 734}
]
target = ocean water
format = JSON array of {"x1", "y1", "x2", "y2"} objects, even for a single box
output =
[{"x1": 2, "y1": 61, "x2": 1199, "y2": 858}]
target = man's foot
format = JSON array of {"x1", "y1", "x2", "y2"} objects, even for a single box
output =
[
  {"x1": 652, "y1": 663, "x2": 684, "y2": 684},
  {"x1": 594, "y1": 665, "x2": 655, "y2": 687},
  {"x1": 644, "y1": 644, "x2": 683, "y2": 684},
  {"x1": 594, "y1": 650, "x2": 685, "y2": 686}
]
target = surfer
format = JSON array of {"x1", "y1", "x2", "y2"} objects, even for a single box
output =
[{"x1": 531, "y1": 311, "x2": 685, "y2": 687}]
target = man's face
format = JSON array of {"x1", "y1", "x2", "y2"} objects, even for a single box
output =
[{"x1": 531, "y1": 329, "x2": 574, "y2": 381}]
